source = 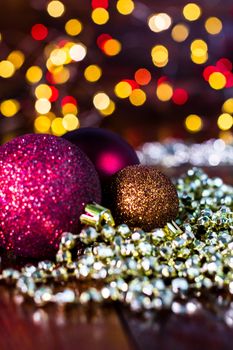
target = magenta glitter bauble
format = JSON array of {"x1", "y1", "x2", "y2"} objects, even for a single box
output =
[
  {"x1": 0, "y1": 134, "x2": 101, "y2": 258},
  {"x1": 63, "y1": 128, "x2": 140, "y2": 183}
]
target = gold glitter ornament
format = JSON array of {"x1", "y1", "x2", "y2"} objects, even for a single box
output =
[{"x1": 105, "y1": 165, "x2": 179, "y2": 231}]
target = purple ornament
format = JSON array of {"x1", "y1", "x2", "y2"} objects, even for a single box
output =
[
  {"x1": 63, "y1": 128, "x2": 140, "y2": 183},
  {"x1": 0, "y1": 134, "x2": 101, "y2": 258}
]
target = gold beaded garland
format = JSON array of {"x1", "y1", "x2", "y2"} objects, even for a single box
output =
[{"x1": 0, "y1": 167, "x2": 232, "y2": 314}]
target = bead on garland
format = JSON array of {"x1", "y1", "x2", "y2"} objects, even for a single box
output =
[{"x1": 0, "y1": 168, "x2": 232, "y2": 313}]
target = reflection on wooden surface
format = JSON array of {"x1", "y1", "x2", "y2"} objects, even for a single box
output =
[{"x1": 0, "y1": 286, "x2": 132, "y2": 350}]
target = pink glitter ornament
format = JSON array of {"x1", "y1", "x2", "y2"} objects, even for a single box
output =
[{"x1": 0, "y1": 134, "x2": 101, "y2": 258}]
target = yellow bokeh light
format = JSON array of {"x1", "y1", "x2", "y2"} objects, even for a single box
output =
[
  {"x1": 1, "y1": 99, "x2": 20, "y2": 117},
  {"x1": 183, "y1": 3, "x2": 201, "y2": 21},
  {"x1": 219, "y1": 130, "x2": 233, "y2": 143},
  {"x1": 62, "y1": 103, "x2": 78, "y2": 115},
  {"x1": 185, "y1": 114, "x2": 203, "y2": 133},
  {"x1": 148, "y1": 13, "x2": 172, "y2": 33},
  {"x1": 62, "y1": 114, "x2": 80, "y2": 131},
  {"x1": 35, "y1": 98, "x2": 51, "y2": 114},
  {"x1": 93, "y1": 92, "x2": 110, "y2": 110},
  {"x1": 47, "y1": 111, "x2": 56, "y2": 120},
  {"x1": 156, "y1": 83, "x2": 173, "y2": 101},
  {"x1": 26, "y1": 66, "x2": 43, "y2": 83},
  {"x1": 84, "y1": 65, "x2": 102, "y2": 82},
  {"x1": 151, "y1": 45, "x2": 169, "y2": 67},
  {"x1": 34, "y1": 115, "x2": 51, "y2": 133},
  {"x1": 205, "y1": 17, "x2": 222, "y2": 35},
  {"x1": 35, "y1": 84, "x2": 52, "y2": 99},
  {"x1": 52, "y1": 67, "x2": 70, "y2": 84},
  {"x1": 50, "y1": 48, "x2": 67, "y2": 66},
  {"x1": 0, "y1": 60, "x2": 15, "y2": 78},
  {"x1": 65, "y1": 19, "x2": 82, "y2": 36},
  {"x1": 116, "y1": 0, "x2": 135, "y2": 15},
  {"x1": 91, "y1": 8, "x2": 109, "y2": 25},
  {"x1": 69, "y1": 43, "x2": 87, "y2": 62},
  {"x1": 7, "y1": 50, "x2": 25, "y2": 69},
  {"x1": 100, "y1": 100, "x2": 116, "y2": 116},
  {"x1": 190, "y1": 39, "x2": 208, "y2": 53},
  {"x1": 191, "y1": 52, "x2": 208, "y2": 64},
  {"x1": 115, "y1": 81, "x2": 132, "y2": 98},
  {"x1": 217, "y1": 113, "x2": 233, "y2": 130},
  {"x1": 222, "y1": 98, "x2": 233, "y2": 114},
  {"x1": 171, "y1": 23, "x2": 189, "y2": 42},
  {"x1": 47, "y1": 0, "x2": 65, "y2": 18},
  {"x1": 129, "y1": 89, "x2": 146, "y2": 106},
  {"x1": 51, "y1": 117, "x2": 66, "y2": 136},
  {"x1": 103, "y1": 39, "x2": 122, "y2": 56},
  {"x1": 209, "y1": 72, "x2": 226, "y2": 90}
]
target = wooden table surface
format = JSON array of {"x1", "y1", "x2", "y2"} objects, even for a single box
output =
[{"x1": 0, "y1": 166, "x2": 232, "y2": 350}]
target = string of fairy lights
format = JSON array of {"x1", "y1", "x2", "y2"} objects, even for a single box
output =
[{"x1": 0, "y1": 0, "x2": 232, "y2": 139}]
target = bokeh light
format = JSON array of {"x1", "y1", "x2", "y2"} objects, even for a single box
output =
[
  {"x1": 7, "y1": 51, "x2": 25, "y2": 69},
  {"x1": 148, "y1": 13, "x2": 172, "y2": 33},
  {"x1": 116, "y1": 0, "x2": 134, "y2": 15},
  {"x1": 134, "y1": 68, "x2": 151, "y2": 86},
  {"x1": 171, "y1": 23, "x2": 189, "y2": 42},
  {"x1": 34, "y1": 115, "x2": 51, "y2": 133},
  {"x1": 26, "y1": 66, "x2": 43, "y2": 83},
  {"x1": 217, "y1": 113, "x2": 233, "y2": 130},
  {"x1": 103, "y1": 39, "x2": 121, "y2": 56},
  {"x1": 0, "y1": 99, "x2": 20, "y2": 117},
  {"x1": 222, "y1": 98, "x2": 233, "y2": 114},
  {"x1": 35, "y1": 84, "x2": 52, "y2": 99},
  {"x1": 185, "y1": 114, "x2": 203, "y2": 132},
  {"x1": 31, "y1": 24, "x2": 48, "y2": 41},
  {"x1": 84, "y1": 65, "x2": 102, "y2": 82},
  {"x1": 183, "y1": 3, "x2": 201, "y2": 21},
  {"x1": 69, "y1": 43, "x2": 87, "y2": 61},
  {"x1": 65, "y1": 19, "x2": 82, "y2": 36},
  {"x1": 93, "y1": 92, "x2": 110, "y2": 110},
  {"x1": 91, "y1": 8, "x2": 109, "y2": 25},
  {"x1": 115, "y1": 81, "x2": 132, "y2": 98},
  {"x1": 209, "y1": 72, "x2": 226, "y2": 90},
  {"x1": 172, "y1": 88, "x2": 188, "y2": 105},
  {"x1": 51, "y1": 117, "x2": 66, "y2": 136},
  {"x1": 62, "y1": 114, "x2": 80, "y2": 131},
  {"x1": 100, "y1": 100, "x2": 115, "y2": 116},
  {"x1": 35, "y1": 98, "x2": 51, "y2": 114},
  {"x1": 151, "y1": 45, "x2": 169, "y2": 67},
  {"x1": 129, "y1": 89, "x2": 146, "y2": 106},
  {"x1": 156, "y1": 83, "x2": 173, "y2": 101},
  {"x1": 47, "y1": 1, "x2": 65, "y2": 18},
  {"x1": 205, "y1": 17, "x2": 222, "y2": 35},
  {"x1": 0, "y1": 60, "x2": 15, "y2": 78}
]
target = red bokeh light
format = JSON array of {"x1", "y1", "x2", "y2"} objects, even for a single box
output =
[
  {"x1": 97, "y1": 33, "x2": 112, "y2": 50},
  {"x1": 92, "y1": 0, "x2": 109, "y2": 9},
  {"x1": 216, "y1": 58, "x2": 232, "y2": 72},
  {"x1": 49, "y1": 86, "x2": 59, "y2": 102},
  {"x1": 224, "y1": 71, "x2": 233, "y2": 88},
  {"x1": 203, "y1": 66, "x2": 217, "y2": 81},
  {"x1": 134, "y1": 68, "x2": 152, "y2": 86},
  {"x1": 123, "y1": 79, "x2": 139, "y2": 90},
  {"x1": 31, "y1": 24, "x2": 48, "y2": 41},
  {"x1": 172, "y1": 88, "x2": 188, "y2": 105},
  {"x1": 61, "y1": 96, "x2": 77, "y2": 106},
  {"x1": 157, "y1": 76, "x2": 169, "y2": 85}
]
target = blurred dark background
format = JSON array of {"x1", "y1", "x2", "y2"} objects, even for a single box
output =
[{"x1": 0, "y1": 0, "x2": 233, "y2": 147}]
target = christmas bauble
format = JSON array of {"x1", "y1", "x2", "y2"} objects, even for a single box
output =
[
  {"x1": 63, "y1": 128, "x2": 140, "y2": 183},
  {"x1": 0, "y1": 134, "x2": 101, "y2": 258},
  {"x1": 105, "y1": 165, "x2": 179, "y2": 231}
]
